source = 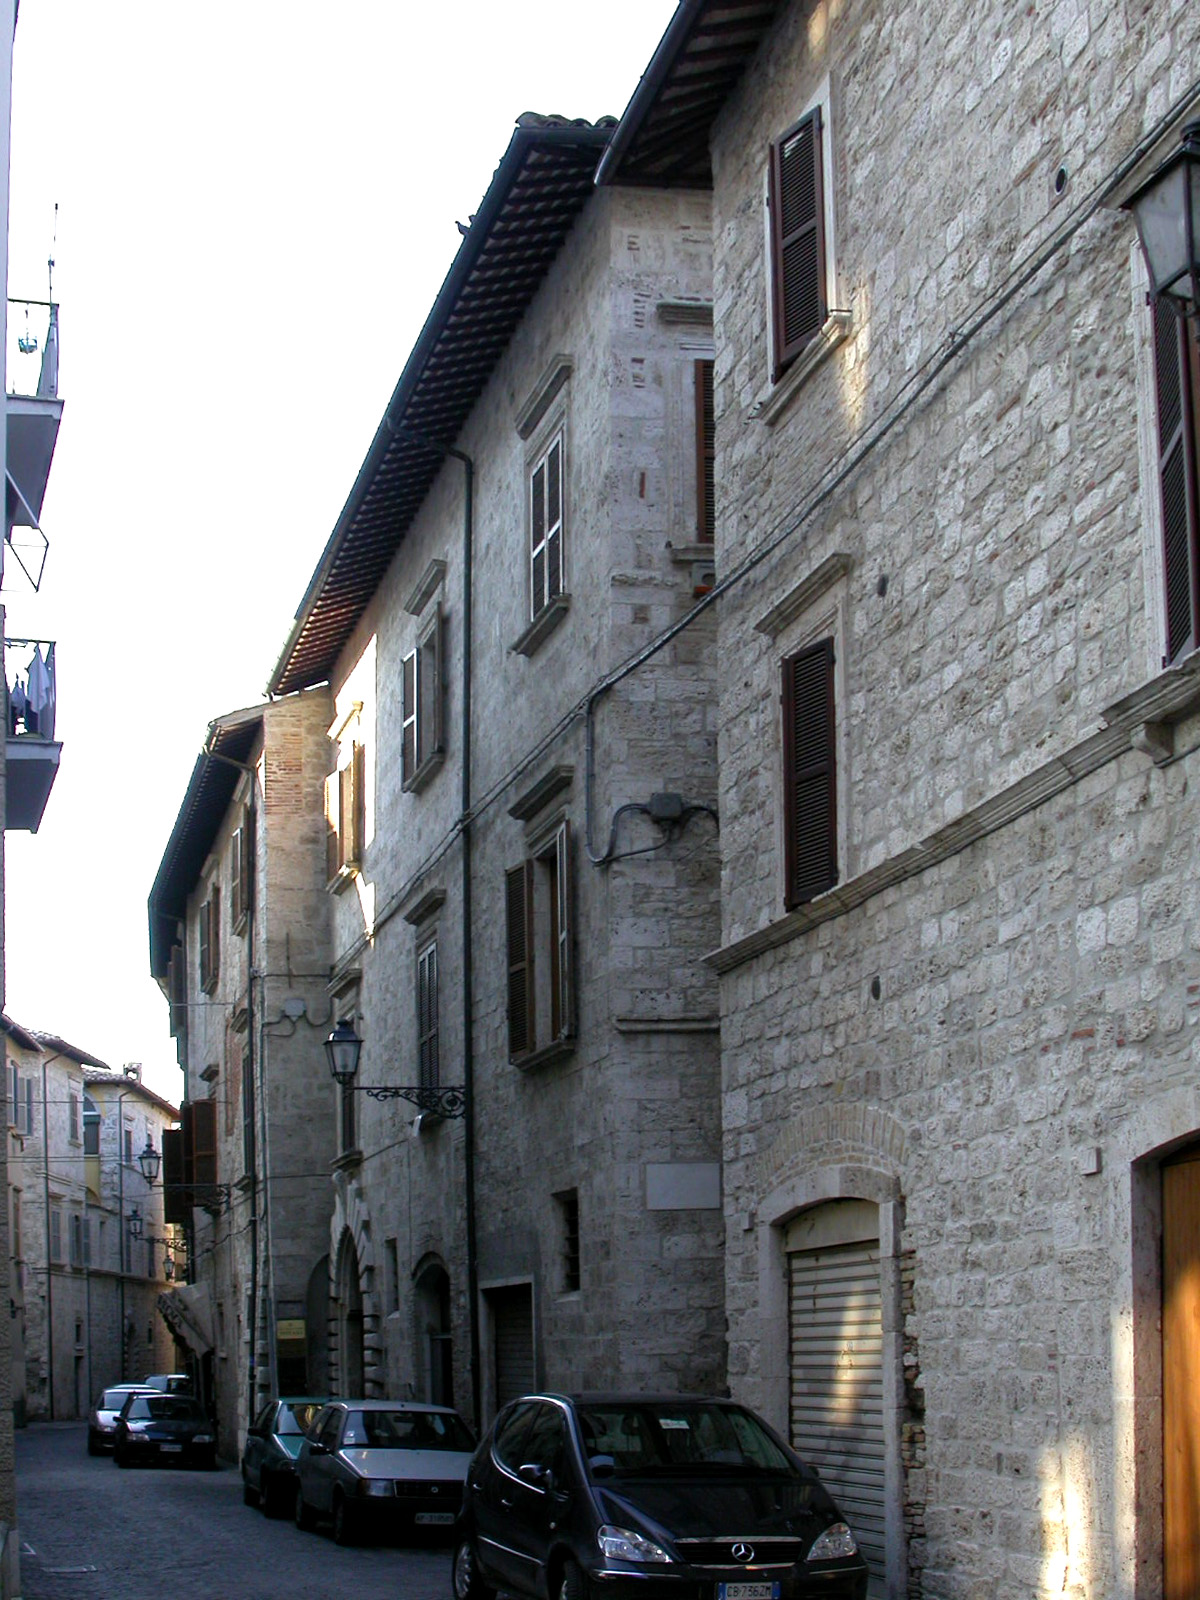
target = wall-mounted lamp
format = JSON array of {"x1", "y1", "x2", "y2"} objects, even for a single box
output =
[
  {"x1": 324, "y1": 1019, "x2": 466, "y2": 1119},
  {"x1": 1125, "y1": 121, "x2": 1200, "y2": 315}
]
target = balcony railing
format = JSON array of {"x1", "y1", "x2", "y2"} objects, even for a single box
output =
[{"x1": 5, "y1": 635, "x2": 60, "y2": 832}]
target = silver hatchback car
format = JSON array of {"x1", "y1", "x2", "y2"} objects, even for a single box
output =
[{"x1": 293, "y1": 1399, "x2": 475, "y2": 1546}]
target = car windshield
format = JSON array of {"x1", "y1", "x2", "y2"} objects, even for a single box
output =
[
  {"x1": 575, "y1": 1403, "x2": 794, "y2": 1476},
  {"x1": 128, "y1": 1396, "x2": 204, "y2": 1421},
  {"x1": 101, "y1": 1388, "x2": 144, "y2": 1409},
  {"x1": 340, "y1": 1410, "x2": 474, "y2": 1451},
  {"x1": 277, "y1": 1402, "x2": 323, "y2": 1436}
]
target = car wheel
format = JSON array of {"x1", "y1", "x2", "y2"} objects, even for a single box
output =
[
  {"x1": 558, "y1": 1559, "x2": 590, "y2": 1600},
  {"x1": 332, "y1": 1494, "x2": 357, "y2": 1547},
  {"x1": 452, "y1": 1536, "x2": 497, "y2": 1600},
  {"x1": 115, "y1": 1450, "x2": 130, "y2": 1468},
  {"x1": 87, "y1": 1432, "x2": 101, "y2": 1457},
  {"x1": 294, "y1": 1486, "x2": 316, "y2": 1532},
  {"x1": 242, "y1": 1472, "x2": 258, "y2": 1507},
  {"x1": 261, "y1": 1472, "x2": 287, "y2": 1518}
]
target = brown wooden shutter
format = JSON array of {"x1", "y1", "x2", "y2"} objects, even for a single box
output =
[
  {"x1": 782, "y1": 638, "x2": 838, "y2": 908},
  {"x1": 230, "y1": 827, "x2": 243, "y2": 925},
  {"x1": 695, "y1": 359, "x2": 715, "y2": 542},
  {"x1": 417, "y1": 941, "x2": 439, "y2": 1090},
  {"x1": 769, "y1": 107, "x2": 827, "y2": 380},
  {"x1": 242, "y1": 802, "x2": 255, "y2": 917},
  {"x1": 324, "y1": 771, "x2": 340, "y2": 881},
  {"x1": 1153, "y1": 302, "x2": 1200, "y2": 664},
  {"x1": 505, "y1": 862, "x2": 535, "y2": 1060},
  {"x1": 551, "y1": 822, "x2": 574, "y2": 1041},
  {"x1": 168, "y1": 945, "x2": 186, "y2": 1038},
  {"x1": 162, "y1": 1127, "x2": 187, "y2": 1223},
  {"x1": 198, "y1": 900, "x2": 211, "y2": 991},
  {"x1": 191, "y1": 1097, "x2": 218, "y2": 1193},
  {"x1": 402, "y1": 650, "x2": 418, "y2": 783},
  {"x1": 209, "y1": 887, "x2": 220, "y2": 986}
]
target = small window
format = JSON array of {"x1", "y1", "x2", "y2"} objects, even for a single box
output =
[
  {"x1": 69, "y1": 1213, "x2": 83, "y2": 1267},
  {"x1": 68, "y1": 1090, "x2": 80, "y2": 1144},
  {"x1": 417, "y1": 939, "x2": 439, "y2": 1092},
  {"x1": 231, "y1": 804, "x2": 255, "y2": 932},
  {"x1": 555, "y1": 1189, "x2": 580, "y2": 1293},
  {"x1": 505, "y1": 821, "x2": 575, "y2": 1064},
  {"x1": 402, "y1": 605, "x2": 445, "y2": 790},
  {"x1": 82, "y1": 1094, "x2": 100, "y2": 1155},
  {"x1": 781, "y1": 639, "x2": 838, "y2": 909},
  {"x1": 325, "y1": 743, "x2": 365, "y2": 883},
  {"x1": 199, "y1": 885, "x2": 221, "y2": 993},
  {"x1": 529, "y1": 430, "x2": 565, "y2": 621},
  {"x1": 768, "y1": 104, "x2": 829, "y2": 382},
  {"x1": 168, "y1": 944, "x2": 187, "y2": 1038},
  {"x1": 386, "y1": 1238, "x2": 400, "y2": 1315},
  {"x1": 1151, "y1": 301, "x2": 1200, "y2": 665},
  {"x1": 21, "y1": 1078, "x2": 34, "y2": 1138},
  {"x1": 49, "y1": 1207, "x2": 62, "y2": 1263}
]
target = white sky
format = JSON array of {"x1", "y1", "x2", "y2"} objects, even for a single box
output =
[{"x1": 2, "y1": 0, "x2": 679, "y2": 1102}]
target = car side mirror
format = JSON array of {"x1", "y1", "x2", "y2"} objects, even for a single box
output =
[
  {"x1": 518, "y1": 1462, "x2": 554, "y2": 1491},
  {"x1": 588, "y1": 1454, "x2": 616, "y2": 1478}
]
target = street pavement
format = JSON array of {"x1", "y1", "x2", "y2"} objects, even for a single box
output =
[{"x1": 15, "y1": 1421, "x2": 454, "y2": 1600}]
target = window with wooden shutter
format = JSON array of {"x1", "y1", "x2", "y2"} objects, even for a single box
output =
[
  {"x1": 231, "y1": 803, "x2": 255, "y2": 929},
  {"x1": 769, "y1": 106, "x2": 827, "y2": 381},
  {"x1": 530, "y1": 431, "x2": 565, "y2": 620},
  {"x1": 782, "y1": 638, "x2": 838, "y2": 909},
  {"x1": 506, "y1": 862, "x2": 535, "y2": 1061},
  {"x1": 550, "y1": 822, "x2": 573, "y2": 1042},
  {"x1": 695, "y1": 359, "x2": 715, "y2": 542},
  {"x1": 324, "y1": 770, "x2": 340, "y2": 882},
  {"x1": 199, "y1": 886, "x2": 220, "y2": 993},
  {"x1": 168, "y1": 944, "x2": 186, "y2": 1038},
  {"x1": 417, "y1": 939, "x2": 439, "y2": 1090},
  {"x1": 1152, "y1": 302, "x2": 1200, "y2": 664},
  {"x1": 402, "y1": 648, "x2": 418, "y2": 784},
  {"x1": 230, "y1": 827, "x2": 243, "y2": 930}
]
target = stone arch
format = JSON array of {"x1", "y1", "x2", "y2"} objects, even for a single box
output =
[
  {"x1": 748, "y1": 1105, "x2": 908, "y2": 1600},
  {"x1": 412, "y1": 1252, "x2": 454, "y2": 1407},
  {"x1": 329, "y1": 1171, "x2": 384, "y2": 1396}
]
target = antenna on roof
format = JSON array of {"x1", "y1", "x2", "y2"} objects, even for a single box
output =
[{"x1": 47, "y1": 201, "x2": 57, "y2": 302}]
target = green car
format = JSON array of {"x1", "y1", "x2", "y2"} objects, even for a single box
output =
[{"x1": 241, "y1": 1397, "x2": 326, "y2": 1517}]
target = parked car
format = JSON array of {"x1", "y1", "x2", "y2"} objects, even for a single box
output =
[
  {"x1": 113, "y1": 1391, "x2": 217, "y2": 1469},
  {"x1": 451, "y1": 1393, "x2": 870, "y2": 1600},
  {"x1": 86, "y1": 1384, "x2": 158, "y2": 1455},
  {"x1": 293, "y1": 1399, "x2": 475, "y2": 1546},
  {"x1": 242, "y1": 1397, "x2": 326, "y2": 1516},
  {"x1": 141, "y1": 1372, "x2": 193, "y2": 1395}
]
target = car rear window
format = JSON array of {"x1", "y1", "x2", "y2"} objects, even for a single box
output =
[
  {"x1": 131, "y1": 1396, "x2": 203, "y2": 1421},
  {"x1": 341, "y1": 1410, "x2": 474, "y2": 1451},
  {"x1": 277, "y1": 1402, "x2": 323, "y2": 1436},
  {"x1": 576, "y1": 1403, "x2": 793, "y2": 1474}
]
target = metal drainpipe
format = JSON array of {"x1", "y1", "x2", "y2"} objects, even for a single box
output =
[
  {"x1": 41, "y1": 1061, "x2": 52, "y2": 1418},
  {"x1": 245, "y1": 781, "x2": 259, "y2": 1428}
]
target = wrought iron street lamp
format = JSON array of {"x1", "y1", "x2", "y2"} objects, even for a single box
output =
[
  {"x1": 137, "y1": 1136, "x2": 161, "y2": 1185},
  {"x1": 323, "y1": 1019, "x2": 466, "y2": 1118},
  {"x1": 1125, "y1": 122, "x2": 1200, "y2": 314}
]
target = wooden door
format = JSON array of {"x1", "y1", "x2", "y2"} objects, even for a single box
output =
[{"x1": 1163, "y1": 1148, "x2": 1200, "y2": 1600}]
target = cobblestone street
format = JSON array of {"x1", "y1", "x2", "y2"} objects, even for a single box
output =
[{"x1": 15, "y1": 1423, "x2": 453, "y2": 1600}]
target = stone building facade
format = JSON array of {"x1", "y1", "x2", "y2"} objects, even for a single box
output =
[
  {"x1": 2, "y1": 1027, "x2": 178, "y2": 1420},
  {"x1": 264, "y1": 115, "x2": 723, "y2": 1426},
  {"x1": 603, "y1": 1, "x2": 1200, "y2": 1597},
  {"x1": 148, "y1": 690, "x2": 336, "y2": 1454}
]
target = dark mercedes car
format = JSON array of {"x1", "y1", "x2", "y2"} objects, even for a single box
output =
[
  {"x1": 113, "y1": 1392, "x2": 217, "y2": 1469},
  {"x1": 242, "y1": 1397, "x2": 326, "y2": 1516},
  {"x1": 452, "y1": 1394, "x2": 869, "y2": 1600}
]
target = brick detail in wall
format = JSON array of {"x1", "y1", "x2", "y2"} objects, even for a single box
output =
[{"x1": 900, "y1": 1248, "x2": 926, "y2": 1600}]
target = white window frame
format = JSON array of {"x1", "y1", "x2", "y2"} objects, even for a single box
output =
[
  {"x1": 402, "y1": 603, "x2": 445, "y2": 792},
  {"x1": 529, "y1": 427, "x2": 565, "y2": 622}
]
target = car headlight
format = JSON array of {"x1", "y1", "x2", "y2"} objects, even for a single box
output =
[
  {"x1": 807, "y1": 1522, "x2": 859, "y2": 1561},
  {"x1": 127, "y1": 1432, "x2": 151, "y2": 1444},
  {"x1": 358, "y1": 1479, "x2": 395, "y2": 1497},
  {"x1": 193, "y1": 1434, "x2": 214, "y2": 1445},
  {"x1": 597, "y1": 1525, "x2": 672, "y2": 1564}
]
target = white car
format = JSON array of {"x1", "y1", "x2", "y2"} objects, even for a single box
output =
[
  {"x1": 293, "y1": 1399, "x2": 475, "y2": 1546},
  {"x1": 87, "y1": 1384, "x2": 158, "y2": 1455}
]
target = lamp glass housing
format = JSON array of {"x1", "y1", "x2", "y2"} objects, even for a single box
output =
[
  {"x1": 128, "y1": 1207, "x2": 143, "y2": 1241},
  {"x1": 1126, "y1": 127, "x2": 1200, "y2": 307},
  {"x1": 325, "y1": 1019, "x2": 363, "y2": 1086}
]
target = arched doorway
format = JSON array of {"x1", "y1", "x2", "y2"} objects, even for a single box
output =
[
  {"x1": 335, "y1": 1232, "x2": 365, "y2": 1397},
  {"x1": 413, "y1": 1259, "x2": 453, "y2": 1407}
]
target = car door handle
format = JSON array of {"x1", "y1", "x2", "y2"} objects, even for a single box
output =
[{"x1": 500, "y1": 1496, "x2": 514, "y2": 1510}]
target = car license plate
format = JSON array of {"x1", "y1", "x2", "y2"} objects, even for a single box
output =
[
  {"x1": 717, "y1": 1586, "x2": 779, "y2": 1600},
  {"x1": 415, "y1": 1512, "x2": 455, "y2": 1525},
  {"x1": 160, "y1": 1444, "x2": 183, "y2": 1453}
]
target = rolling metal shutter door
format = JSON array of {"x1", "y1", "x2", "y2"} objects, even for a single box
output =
[
  {"x1": 491, "y1": 1285, "x2": 534, "y2": 1409},
  {"x1": 789, "y1": 1240, "x2": 885, "y2": 1591}
]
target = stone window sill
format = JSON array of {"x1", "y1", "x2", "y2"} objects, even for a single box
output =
[
  {"x1": 752, "y1": 312, "x2": 852, "y2": 428},
  {"x1": 511, "y1": 595, "x2": 571, "y2": 657},
  {"x1": 514, "y1": 1037, "x2": 576, "y2": 1073}
]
